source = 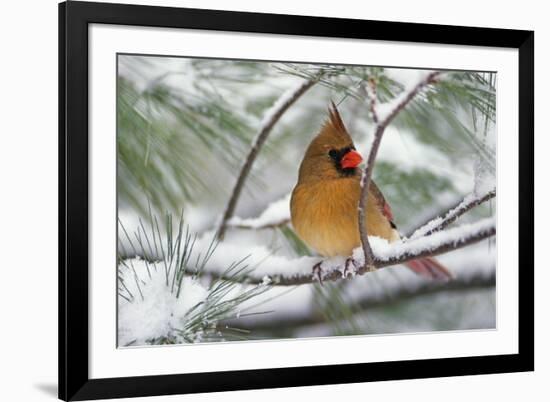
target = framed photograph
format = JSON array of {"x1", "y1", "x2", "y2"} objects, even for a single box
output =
[{"x1": 59, "y1": 1, "x2": 534, "y2": 400}]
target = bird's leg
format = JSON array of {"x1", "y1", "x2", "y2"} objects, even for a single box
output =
[
  {"x1": 312, "y1": 262, "x2": 324, "y2": 285},
  {"x1": 343, "y1": 257, "x2": 358, "y2": 278}
]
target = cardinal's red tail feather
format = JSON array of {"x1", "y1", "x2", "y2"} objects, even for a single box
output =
[{"x1": 405, "y1": 257, "x2": 453, "y2": 281}]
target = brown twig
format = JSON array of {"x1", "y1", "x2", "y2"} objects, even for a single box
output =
[
  {"x1": 408, "y1": 189, "x2": 496, "y2": 239},
  {"x1": 358, "y1": 71, "x2": 441, "y2": 272},
  {"x1": 366, "y1": 77, "x2": 379, "y2": 124},
  {"x1": 217, "y1": 78, "x2": 318, "y2": 239}
]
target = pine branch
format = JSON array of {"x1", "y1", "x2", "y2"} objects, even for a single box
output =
[
  {"x1": 217, "y1": 78, "x2": 318, "y2": 239},
  {"x1": 358, "y1": 71, "x2": 442, "y2": 271},
  {"x1": 191, "y1": 218, "x2": 495, "y2": 286},
  {"x1": 408, "y1": 189, "x2": 496, "y2": 239}
]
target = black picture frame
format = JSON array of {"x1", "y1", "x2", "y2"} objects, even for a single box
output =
[{"x1": 59, "y1": 1, "x2": 534, "y2": 400}]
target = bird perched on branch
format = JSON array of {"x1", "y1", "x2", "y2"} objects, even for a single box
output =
[{"x1": 290, "y1": 103, "x2": 451, "y2": 280}]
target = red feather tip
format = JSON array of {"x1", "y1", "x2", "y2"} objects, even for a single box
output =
[{"x1": 382, "y1": 202, "x2": 393, "y2": 221}]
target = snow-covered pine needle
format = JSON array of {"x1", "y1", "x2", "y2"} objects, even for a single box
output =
[{"x1": 118, "y1": 211, "x2": 271, "y2": 346}]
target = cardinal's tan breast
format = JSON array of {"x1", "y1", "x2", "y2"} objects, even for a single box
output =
[{"x1": 290, "y1": 179, "x2": 395, "y2": 257}]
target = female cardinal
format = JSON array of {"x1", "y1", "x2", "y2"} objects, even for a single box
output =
[{"x1": 290, "y1": 103, "x2": 451, "y2": 280}]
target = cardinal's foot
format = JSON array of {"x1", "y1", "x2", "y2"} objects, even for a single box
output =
[
  {"x1": 312, "y1": 262, "x2": 324, "y2": 285},
  {"x1": 343, "y1": 257, "x2": 358, "y2": 278}
]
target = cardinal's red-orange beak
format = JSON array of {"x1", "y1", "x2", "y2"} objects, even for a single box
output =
[{"x1": 340, "y1": 150, "x2": 363, "y2": 169}]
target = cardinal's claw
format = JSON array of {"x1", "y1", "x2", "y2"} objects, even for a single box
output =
[
  {"x1": 343, "y1": 258, "x2": 357, "y2": 278},
  {"x1": 312, "y1": 262, "x2": 323, "y2": 285}
]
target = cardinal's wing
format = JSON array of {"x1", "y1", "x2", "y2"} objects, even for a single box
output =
[
  {"x1": 370, "y1": 181, "x2": 452, "y2": 280},
  {"x1": 370, "y1": 181, "x2": 395, "y2": 228}
]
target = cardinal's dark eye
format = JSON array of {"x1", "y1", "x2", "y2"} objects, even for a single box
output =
[{"x1": 328, "y1": 149, "x2": 339, "y2": 160}]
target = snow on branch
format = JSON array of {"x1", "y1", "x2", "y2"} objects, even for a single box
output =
[
  {"x1": 409, "y1": 188, "x2": 496, "y2": 239},
  {"x1": 217, "y1": 78, "x2": 319, "y2": 239},
  {"x1": 358, "y1": 71, "x2": 442, "y2": 271},
  {"x1": 227, "y1": 194, "x2": 291, "y2": 230},
  {"x1": 366, "y1": 77, "x2": 379, "y2": 124},
  {"x1": 118, "y1": 257, "x2": 273, "y2": 345},
  {"x1": 197, "y1": 217, "x2": 495, "y2": 286}
]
